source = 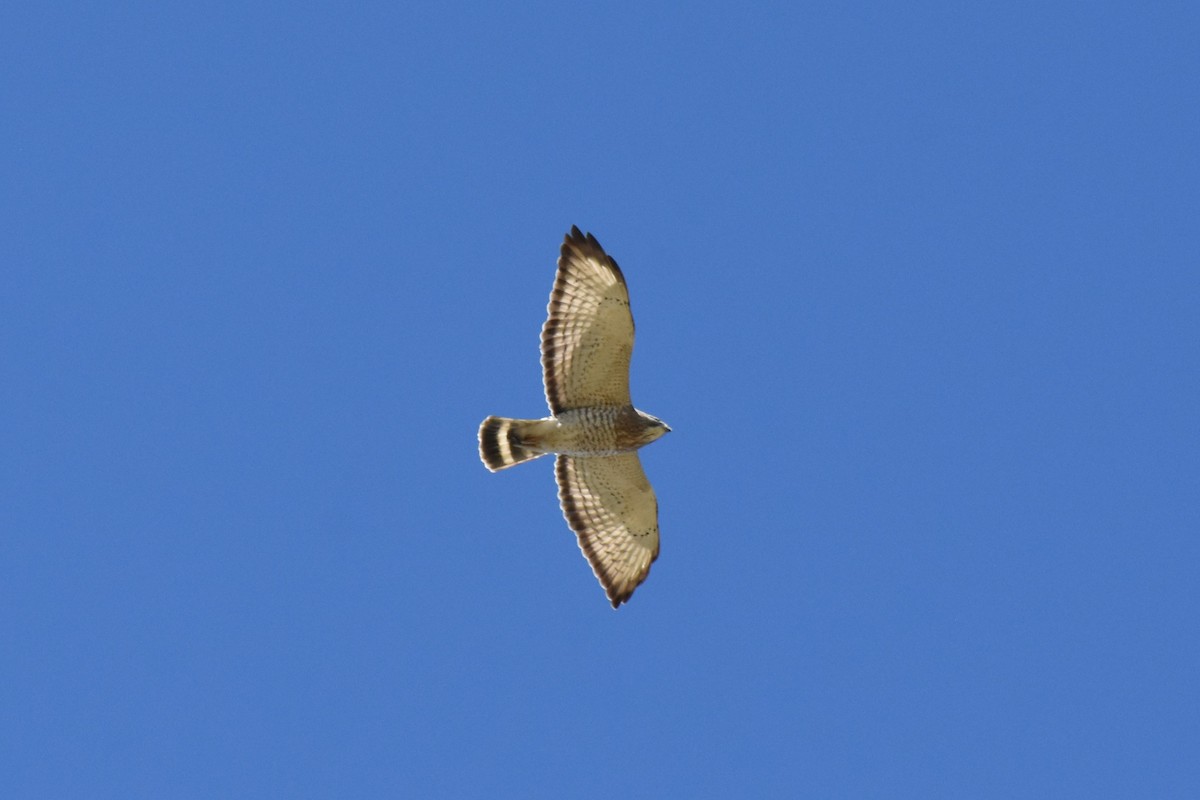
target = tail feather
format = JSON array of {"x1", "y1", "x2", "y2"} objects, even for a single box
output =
[{"x1": 478, "y1": 416, "x2": 549, "y2": 471}]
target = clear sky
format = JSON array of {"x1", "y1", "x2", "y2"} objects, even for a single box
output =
[{"x1": 3, "y1": 2, "x2": 1198, "y2": 797}]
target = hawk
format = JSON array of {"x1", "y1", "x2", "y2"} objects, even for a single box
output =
[{"x1": 478, "y1": 226, "x2": 670, "y2": 608}]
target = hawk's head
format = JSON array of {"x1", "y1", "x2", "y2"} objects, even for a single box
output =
[{"x1": 637, "y1": 411, "x2": 672, "y2": 443}]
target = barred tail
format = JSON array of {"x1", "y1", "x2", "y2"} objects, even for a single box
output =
[{"x1": 478, "y1": 416, "x2": 550, "y2": 472}]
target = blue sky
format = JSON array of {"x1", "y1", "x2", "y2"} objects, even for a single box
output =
[{"x1": 3, "y1": 2, "x2": 1198, "y2": 797}]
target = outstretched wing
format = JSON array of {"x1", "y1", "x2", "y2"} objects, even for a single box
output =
[
  {"x1": 541, "y1": 226, "x2": 635, "y2": 414},
  {"x1": 555, "y1": 453, "x2": 659, "y2": 608}
]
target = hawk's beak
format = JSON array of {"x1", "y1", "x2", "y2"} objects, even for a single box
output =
[{"x1": 664, "y1": 424, "x2": 672, "y2": 433}]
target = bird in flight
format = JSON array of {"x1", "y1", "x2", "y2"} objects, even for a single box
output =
[{"x1": 478, "y1": 226, "x2": 670, "y2": 608}]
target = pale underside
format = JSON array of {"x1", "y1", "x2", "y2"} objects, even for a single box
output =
[
  {"x1": 540, "y1": 227, "x2": 660, "y2": 607},
  {"x1": 556, "y1": 453, "x2": 659, "y2": 607}
]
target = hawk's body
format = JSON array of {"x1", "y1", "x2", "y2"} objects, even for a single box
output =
[{"x1": 478, "y1": 227, "x2": 669, "y2": 608}]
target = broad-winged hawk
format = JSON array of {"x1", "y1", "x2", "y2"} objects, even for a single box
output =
[{"x1": 478, "y1": 227, "x2": 670, "y2": 608}]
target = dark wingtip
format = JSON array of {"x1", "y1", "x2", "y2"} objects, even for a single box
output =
[
  {"x1": 564, "y1": 224, "x2": 599, "y2": 246},
  {"x1": 559, "y1": 226, "x2": 625, "y2": 286}
]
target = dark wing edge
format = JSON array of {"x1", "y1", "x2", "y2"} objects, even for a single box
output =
[
  {"x1": 555, "y1": 454, "x2": 660, "y2": 609},
  {"x1": 541, "y1": 226, "x2": 630, "y2": 415}
]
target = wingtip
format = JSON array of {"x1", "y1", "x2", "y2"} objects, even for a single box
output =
[
  {"x1": 608, "y1": 588, "x2": 637, "y2": 609},
  {"x1": 564, "y1": 224, "x2": 601, "y2": 249},
  {"x1": 558, "y1": 226, "x2": 624, "y2": 286},
  {"x1": 564, "y1": 225, "x2": 586, "y2": 248}
]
